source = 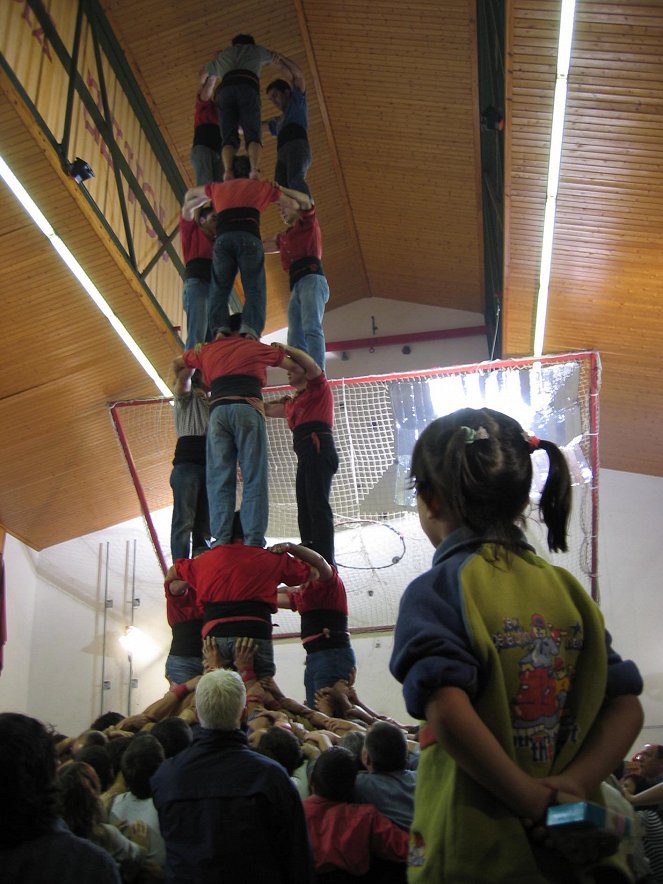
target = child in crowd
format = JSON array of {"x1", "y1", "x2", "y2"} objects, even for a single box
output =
[
  {"x1": 390, "y1": 407, "x2": 644, "y2": 883},
  {"x1": 303, "y1": 746, "x2": 408, "y2": 880}
]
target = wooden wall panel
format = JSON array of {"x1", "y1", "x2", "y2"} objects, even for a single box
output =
[{"x1": 504, "y1": 0, "x2": 663, "y2": 476}]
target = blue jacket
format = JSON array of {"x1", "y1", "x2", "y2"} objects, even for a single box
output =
[{"x1": 151, "y1": 728, "x2": 314, "y2": 884}]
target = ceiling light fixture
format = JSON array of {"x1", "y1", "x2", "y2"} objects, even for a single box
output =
[
  {"x1": 532, "y1": 0, "x2": 577, "y2": 357},
  {"x1": 0, "y1": 153, "x2": 172, "y2": 397}
]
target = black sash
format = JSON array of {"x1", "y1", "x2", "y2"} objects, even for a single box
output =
[
  {"x1": 216, "y1": 206, "x2": 261, "y2": 238},
  {"x1": 204, "y1": 600, "x2": 273, "y2": 640},
  {"x1": 185, "y1": 257, "x2": 212, "y2": 282},
  {"x1": 277, "y1": 122, "x2": 308, "y2": 149},
  {"x1": 173, "y1": 435, "x2": 206, "y2": 466},
  {"x1": 289, "y1": 255, "x2": 324, "y2": 289},
  {"x1": 193, "y1": 122, "x2": 221, "y2": 151},
  {"x1": 301, "y1": 609, "x2": 349, "y2": 654},
  {"x1": 220, "y1": 68, "x2": 260, "y2": 91},
  {"x1": 210, "y1": 374, "x2": 262, "y2": 404},
  {"x1": 169, "y1": 618, "x2": 204, "y2": 657}
]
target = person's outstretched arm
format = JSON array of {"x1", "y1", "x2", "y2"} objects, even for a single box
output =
[
  {"x1": 183, "y1": 185, "x2": 211, "y2": 219},
  {"x1": 274, "y1": 53, "x2": 306, "y2": 92},
  {"x1": 270, "y1": 342, "x2": 321, "y2": 380},
  {"x1": 269, "y1": 541, "x2": 332, "y2": 580},
  {"x1": 173, "y1": 361, "x2": 195, "y2": 395},
  {"x1": 277, "y1": 185, "x2": 313, "y2": 211},
  {"x1": 199, "y1": 67, "x2": 219, "y2": 100}
]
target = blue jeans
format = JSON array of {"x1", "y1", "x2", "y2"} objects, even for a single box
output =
[
  {"x1": 287, "y1": 273, "x2": 330, "y2": 370},
  {"x1": 206, "y1": 403, "x2": 268, "y2": 547},
  {"x1": 213, "y1": 636, "x2": 275, "y2": 678},
  {"x1": 304, "y1": 646, "x2": 356, "y2": 708},
  {"x1": 208, "y1": 232, "x2": 266, "y2": 339},
  {"x1": 190, "y1": 144, "x2": 222, "y2": 185},
  {"x1": 165, "y1": 654, "x2": 203, "y2": 684},
  {"x1": 183, "y1": 277, "x2": 212, "y2": 352},
  {"x1": 275, "y1": 138, "x2": 312, "y2": 196},
  {"x1": 169, "y1": 462, "x2": 211, "y2": 560}
]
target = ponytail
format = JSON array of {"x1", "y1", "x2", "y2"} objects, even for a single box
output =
[{"x1": 535, "y1": 439, "x2": 572, "y2": 553}]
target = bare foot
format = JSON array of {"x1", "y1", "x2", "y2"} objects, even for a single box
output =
[
  {"x1": 249, "y1": 169, "x2": 260, "y2": 180},
  {"x1": 223, "y1": 170, "x2": 235, "y2": 181}
]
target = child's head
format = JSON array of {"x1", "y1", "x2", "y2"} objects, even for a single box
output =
[
  {"x1": 411, "y1": 408, "x2": 571, "y2": 552},
  {"x1": 310, "y1": 747, "x2": 357, "y2": 802}
]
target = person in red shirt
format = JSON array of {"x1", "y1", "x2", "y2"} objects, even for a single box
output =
[
  {"x1": 182, "y1": 156, "x2": 310, "y2": 341},
  {"x1": 164, "y1": 513, "x2": 313, "y2": 678},
  {"x1": 304, "y1": 747, "x2": 408, "y2": 879},
  {"x1": 179, "y1": 204, "x2": 216, "y2": 350},
  {"x1": 190, "y1": 87, "x2": 222, "y2": 185},
  {"x1": 265, "y1": 200, "x2": 329, "y2": 369},
  {"x1": 164, "y1": 580, "x2": 204, "y2": 687},
  {"x1": 266, "y1": 344, "x2": 338, "y2": 564},
  {"x1": 274, "y1": 542, "x2": 355, "y2": 708},
  {"x1": 174, "y1": 313, "x2": 301, "y2": 549}
]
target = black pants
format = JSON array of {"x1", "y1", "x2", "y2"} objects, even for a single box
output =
[{"x1": 294, "y1": 432, "x2": 339, "y2": 565}]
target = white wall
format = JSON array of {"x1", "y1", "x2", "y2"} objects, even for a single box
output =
[
  {"x1": 0, "y1": 534, "x2": 38, "y2": 711},
  {"x1": 597, "y1": 469, "x2": 663, "y2": 749},
  {"x1": 263, "y1": 296, "x2": 490, "y2": 385}
]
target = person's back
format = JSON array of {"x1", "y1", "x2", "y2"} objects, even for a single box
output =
[
  {"x1": 304, "y1": 747, "x2": 408, "y2": 879},
  {"x1": 397, "y1": 536, "x2": 635, "y2": 879},
  {"x1": 0, "y1": 713, "x2": 120, "y2": 884},
  {"x1": 109, "y1": 734, "x2": 166, "y2": 869},
  {"x1": 354, "y1": 721, "x2": 415, "y2": 831},
  {"x1": 151, "y1": 669, "x2": 314, "y2": 884},
  {"x1": 2, "y1": 821, "x2": 121, "y2": 884},
  {"x1": 390, "y1": 408, "x2": 644, "y2": 883},
  {"x1": 207, "y1": 40, "x2": 273, "y2": 81},
  {"x1": 354, "y1": 768, "x2": 416, "y2": 832}
]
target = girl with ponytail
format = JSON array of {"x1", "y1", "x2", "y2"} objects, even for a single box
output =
[{"x1": 390, "y1": 408, "x2": 643, "y2": 883}]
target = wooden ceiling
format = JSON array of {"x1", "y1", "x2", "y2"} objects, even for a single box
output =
[{"x1": 1, "y1": 0, "x2": 662, "y2": 551}]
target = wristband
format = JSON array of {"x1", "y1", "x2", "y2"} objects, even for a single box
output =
[
  {"x1": 170, "y1": 683, "x2": 190, "y2": 700},
  {"x1": 238, "y1": 667, "x2": 256, "y2": 683}
]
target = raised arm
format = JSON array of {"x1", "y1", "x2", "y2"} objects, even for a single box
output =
[
  {"x1": 281, "y1": 344, "x2": 322, "y2": 380},
  {"x1": 199, "y1": 59, "x2": 220, "y2": 100},
  {"x1": 270, "y1": 541, "x2": 333, "y2": 581},
  {"x1": 279, "y1": 354, "x2": 305, "y2": 374},
  {"x1": 164, "y1": 564, "x2": 189, "y2": 597},
  {"x1": 172, "y1": 361, "x2": 195, "y2": 396},
  {"x1": 277, "y1": 185, "x2": 313, "y2": 212},
  {"x1": 183, "y1": 185, "x2": 211, "y2": 220},
  {"x1": 274, "y1": 53, "x2": 306, "y2": 92}
]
